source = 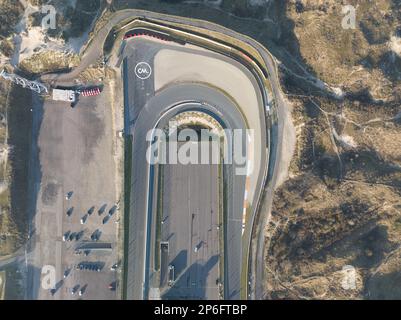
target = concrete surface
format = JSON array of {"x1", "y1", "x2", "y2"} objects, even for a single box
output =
[
  {"x1": 37, "y1": 8, "x2": 293, "y2": 300},
  {"x1": 25, "y1": 82, "x2": 121, "y2": 300},
  {"x1": 160, "y1": 144, "x2": 220, "y2": 300}
]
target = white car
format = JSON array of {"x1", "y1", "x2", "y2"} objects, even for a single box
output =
[
  {"x1": 63, "y1": 269, "x2": 70, "y2": 279},
  {"x1": 80, "y1": 215, "x2": 87, "y2": 225},
  {"x1": 62, "y1": 231, "x2": 70, "y2": 242},
  {"x1": 168, "y1": 265, "x2": 175, "y2": 286},
  {"x1": 194, "y1": 241, "x2": 203, "y2": 252}
]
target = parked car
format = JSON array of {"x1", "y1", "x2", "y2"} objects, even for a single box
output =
[
  {"x1": 80, "y1": 215, "x2": 88, "y2": 225},
  {"x1": 108, "y1": 281, "x2": 117, "y2": 291},
  {"x1": 67, "y1": 207, "x2": 74, "y2": 217},
  {"x1": 63, "y1": 269, "x2": 71, "y2": 279},
  {"x1": 91, "y1": 230, "x2": 101, "y2": 241},
  {"x1": 79, "y1": 285, "x2": 87, "y2": 297},
  {"x1": 68, "y1": 232, "x2": 76, "y2": 242},
  {"x1": 62, "y1": 231, "x2": 70, "y2": 242},
  {"x1": 71, "y1": 285, "x2": 80, "y2": 295},
  {"x1": 168, "y1": 265, "x2": 175, "y2": 286}
]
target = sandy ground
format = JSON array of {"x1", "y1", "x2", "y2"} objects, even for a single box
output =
[
  {"x1": 390, "y1": 36, "x2": 401, "y2": 57},
  {"x1": 9, "y1": 0, "x2": 97, "y2": 67},
  {"x1": 0, "y1": 270, "x2": 5, "y2": 299}
]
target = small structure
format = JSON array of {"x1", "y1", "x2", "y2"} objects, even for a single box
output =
[
  {"x1": 52, "y1": 88, "x2": 76, "y2": 103},
  {"x1": 80, "y1": 87, "x2": 101, "y2": 97},
  {"x1": 168, "y1": 265, "x2": 175, "y2": 286},
  {"x1": 75, "y1": 242, "x2": 112, "y2": 252},
  {"x1": 160, "y1": 242, "x2": 170, "y2": 288},
  {"x1": 0, "y1": 69, "x2": 48, "y2": 94}
]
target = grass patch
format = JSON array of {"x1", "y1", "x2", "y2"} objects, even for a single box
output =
[
  {"x1": 0, "y1": 0, "x2": 24, "y2": 38},
  {"x1": 241, "y1": 205, "x2": 253, "y2": 300},
  {"x1": 0, "y1": 84, "x2": 32, "y2": 256},
  {"x1": 0, "y1": 126, "x2": 7, "y2": 145},
  {"x1": 393, "y1": 218, "x2": 401, "y2": 232},
  {"x1": 218, "y1": 161, "x2": 224, "y2": 299},
  {"x1": 0, "y1": 270, "x2": 5, "y2": 300},
  {"x1": 6, "y1": 86, "x2": 32, "y2": 247},
  {"x1": 62, "y1": 0, "x2": 101, "y2": 41},
  {"x1": 154, "y1": 164, "x2": 164, "y2": 272},
  {"x1": 4, "y1": 265, "x2": 23, "y2": 300},
  {"x1": 122, "y1": 134, "x2": 132, "y2": 300},
  {"x1": 0, "y1": 188, "x2": 10, "y2": 208},
  {"x1": 222, "y1": 168, "x2": 229, "y2": 299}
]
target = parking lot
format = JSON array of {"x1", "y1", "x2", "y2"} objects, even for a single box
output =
[{"x1": 27, "y1": 81, "x2": 122, "y2": 300}]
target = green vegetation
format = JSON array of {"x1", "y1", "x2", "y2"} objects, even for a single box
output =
[
  {"x1": 218, "y1": 157, "x2": 224, "y2": 299},
  {"x1": 27, "y1": 0, "x2": 102, "y2": 41},
  {"x1": 19, "y1": 50, "x2": 80, "y2": 75},
  {"x1": 222, "y1": 0, "x2": 267, "y2": 19},
  {"x1": 154, "y1": 165, "x2": 164, "y2": 272},
  {"x1": 122, "y1": 134, "x2": 132, "y2": 299},
  {"x1": 62, "y1": 0, "x2": 101, "y2": 41},
  {"x1": 0, "y1": 0, "x2": 24, "y2": 38},
  {"x1": 3, "y1": 264, "x2": 23, "y2": 299},
  {"x1": 0, "y1": 38, "x2": 14, "y2": 58},
  {"x1": 0, "y1": 270, "x2": 5, "y2": 300},
  {"x1": 1, "y1": 85, "x2": 33, "y2": 256}
]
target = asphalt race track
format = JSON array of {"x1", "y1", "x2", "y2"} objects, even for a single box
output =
[
  {"x1": 122, "y1": 35, "x2": 264, "y2": 300},
  {"x1": 160, "y1": 153, "x2": 220, "y2": 300}
]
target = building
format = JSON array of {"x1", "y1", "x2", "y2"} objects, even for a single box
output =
[{"x1": 52, "y1": 89, "x2": 76, "y2": 103}]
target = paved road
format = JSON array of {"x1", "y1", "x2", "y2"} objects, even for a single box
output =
[
  {"x1": 39, "y1": 8, "x2": 294, "y2": 300},
  {"x1": 25, "y1": 84, "x2": 120, "y2": 300},
  {"x1": 125, "y1": 76, "x2": 247, "y2": 299},
  {"x1": 160, "y1": 155, "x2": 220, "y2": 300},
  {"x1": 0, "y1": 8, "x2": 289, "y2": 301},
  {"x1": 121, "y1": 28, "x2": 268, "y2": 300},
  {"x1": 121, "y1": 37, "x2": 248, "y2": 300}
]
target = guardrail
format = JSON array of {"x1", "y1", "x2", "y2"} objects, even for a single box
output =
[{"x1": 112, "y1": 15, "x2": 276, "y2": 300}]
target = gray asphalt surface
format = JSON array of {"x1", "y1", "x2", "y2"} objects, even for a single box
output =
[
  {"x1": 160, "y1": 154, "x2": 220, "y2": 300},
  {"x1": 25, "y1": 85, "x2": 119, "y2": 300},
  {"x1": 125, "y1": 89, "x2": 246, "y2": 300},
  {"x1": 0, "y1": 8, "x2": 292, "y2": 302},
  {"x1": 38, "y1": 8, "x2": 293, "y2": 300}
]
